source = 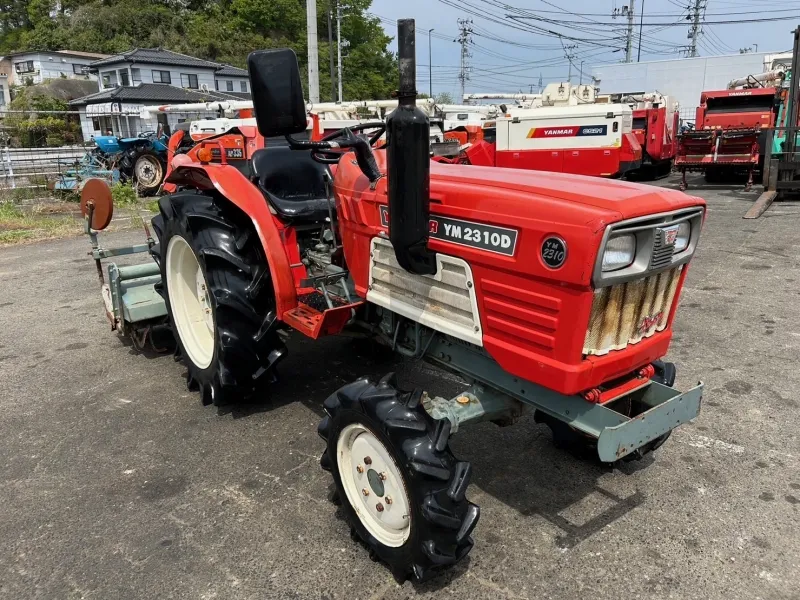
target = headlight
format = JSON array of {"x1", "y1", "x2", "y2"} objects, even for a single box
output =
[
  {"x1": 602, "y1": 234, "x2": 636, "y2": 272},
  {"x1": 674, "y1": 221, "x2": 690, "y2": 253}
]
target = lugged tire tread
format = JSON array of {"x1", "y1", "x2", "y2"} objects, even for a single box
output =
[
  {"x1": 318, "y1": 376, "x2": 479, "y2": 583},
  {"x1": 150, "y1": 190, "x2": 285, "y2": 406}
]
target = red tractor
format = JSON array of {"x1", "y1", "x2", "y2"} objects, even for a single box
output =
[{"x1": 87, "y1": 20, "x2": 707, "y2": 582}]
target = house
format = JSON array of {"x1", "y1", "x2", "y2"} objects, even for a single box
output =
[
  {"x1": 89, "y1": 49, "x2": 249, "y2": 95},
  {"x1": 214, "y1": 64, "x2": 250, "y2": 93},
  {"x1": 69, "y1": 48, "x2": 252, "y2": 139},
  {"x1": 0, "y1": 50, "x2": 108, "y2": 109},
  {"x1": 0, "y1": 50, "x2": 109, "y2": 87},
  {"x1": 70, "y1": 84, "x2": 251, "y2": 141}
]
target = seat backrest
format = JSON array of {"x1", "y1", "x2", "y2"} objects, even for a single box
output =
[{"x1": 251, "y1": 146, "x2": 329, "y2": 200}]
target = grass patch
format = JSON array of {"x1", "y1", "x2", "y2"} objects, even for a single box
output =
[{"x1": 0, "y1": 200, "x2": 83, "y2": 245}]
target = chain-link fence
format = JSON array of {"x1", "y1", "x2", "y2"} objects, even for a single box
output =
[{"x1": 0, "y1": 110, "x2": 90, "y2": 200}]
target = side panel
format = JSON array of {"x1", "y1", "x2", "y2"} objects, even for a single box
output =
[
  {"x1": 496, "y1": 147, "x2": 621, "y2": 177},
  {"x1": 166, "y1": 164, "x2": 297, "y2": 318}
]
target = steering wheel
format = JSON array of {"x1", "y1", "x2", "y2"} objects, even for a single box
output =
[{"x1": 311, "y1": 121, "x2": 387, "y2": 164}]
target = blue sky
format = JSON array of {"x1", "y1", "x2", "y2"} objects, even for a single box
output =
[{"x1": 369, "y1": 0, "x2": 800, "y2": 97}]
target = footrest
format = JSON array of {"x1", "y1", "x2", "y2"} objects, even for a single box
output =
[{"x1": 283, "y1": 296, "x2": 363, "y2": 339}]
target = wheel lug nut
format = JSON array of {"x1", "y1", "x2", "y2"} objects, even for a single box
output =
[
  {"x1": 379, "y1": 472, "x2": 387, "y2": 481},
  {"x1": 385, "y1": 496, "x2": 393, "y2": 505},
  {"x1": 361, "y1": 488, "x2": 369, "y2": 497},
  {"x1": 376, "y1": 503, "x2": 384, "y2": 512},
  {"x1": 356, "y1": 465, "x2": 364, "y2": 474},
  {"x1": 364, "y1": 456, "x2": 372, "y2": 465}
]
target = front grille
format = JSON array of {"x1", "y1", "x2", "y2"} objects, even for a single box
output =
[
  {"x1": 583, "y1": 266, "x2": 682, "y2": 356},
  {"x1": 650, "y1": 229, "x2": 676, "y2": 270}
]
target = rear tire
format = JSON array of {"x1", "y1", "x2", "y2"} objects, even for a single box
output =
[
  {"x1": 318, "y1": 374, "x2": 479, "y2": 582},
  {"x1": 133, "y1": 150, "x2": 166, "y2": 196},
  {"x1": 151, "y1": 191, "x2": 286, "y2": 405}
]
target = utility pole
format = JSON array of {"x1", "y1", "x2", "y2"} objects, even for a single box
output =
[
  {"x1": 562, "y1": 44, "x2": 577, "y2": 82},
  {"x1": 580, "y1": 60, "x2": 584, "y2": 84},
  {"x1": 327, "y1": 1, "x2": 336, "y2": 102},
  {"x1": 688, "y1": 0, "x2": 706, "y2": 58},
  {"x1": 306, "y1": 0, "x2": 319, "y2": 102},
  {"x1": 612, "y1": 1, "x2": 635, "y2": 63},
  {"x1": 336, "y1": 1, "x2": 343, "y2": 102},
  {"x1": 538, "y1": 73, "x2": 543, "y2": 93},
  {"x1": 637, "y1": 0, "x2": 644, "y2": 62},
  {"x1": 428, "y1": 28, "x2": 434, "y2": 98},
  {"x1": 456, "y1": 19, "x2": 473, "y2": 100}
]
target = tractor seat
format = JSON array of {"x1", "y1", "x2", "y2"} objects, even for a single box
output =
[{"x1": 251, "y1": 146, "x2": 332, "y2": 223}]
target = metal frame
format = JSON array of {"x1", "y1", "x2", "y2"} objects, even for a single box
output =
[{"x1": 383, "y1": 314, "x2": 703, "y2": 463}]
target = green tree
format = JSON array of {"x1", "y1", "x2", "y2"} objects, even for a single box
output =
[{"x1": 0, "y1": 0, "x2": 399, "y2": 101}]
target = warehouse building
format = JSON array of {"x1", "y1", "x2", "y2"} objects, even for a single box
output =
[{"x1": 591, "y1": 51, "x2": 791, "y2": 122}]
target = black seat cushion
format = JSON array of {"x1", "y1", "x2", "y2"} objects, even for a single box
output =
[{"x1": 251, "y1": 146, "x2": 332, "y2": 223}]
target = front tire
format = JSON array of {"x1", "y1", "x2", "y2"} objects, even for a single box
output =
[
  {"x1": 318, "y1": 374, "x2": 479, "y2": 582},
  {"x1": 151, "y1": 191, "x2": 286, "y2": 405}
]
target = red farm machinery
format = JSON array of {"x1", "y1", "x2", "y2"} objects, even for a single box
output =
[
  {"x1": 676, "y1": 80, "x2": 785, "y2": 191},
  {"x1": 78, "y1": 20, "x2": 707, "y2": 583},
  {"x1": 609, "y1": 92, "x2": 680, "y2": 179}
]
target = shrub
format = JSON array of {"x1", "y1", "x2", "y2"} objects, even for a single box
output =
[{"x1": 110, "y1": 182, "x2": 137, "y2": 206}]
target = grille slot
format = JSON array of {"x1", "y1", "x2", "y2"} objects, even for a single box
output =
[
  {"x1": 584, "y1": 266, "x2": 682, "y2": 356},
  {"x1": 650, "y1": 229, "x2": 676, "y2": 270}
]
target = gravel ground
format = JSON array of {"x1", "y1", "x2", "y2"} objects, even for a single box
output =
[{"x1": 1, "y1": 173, "x2": 798, "y2": 600}]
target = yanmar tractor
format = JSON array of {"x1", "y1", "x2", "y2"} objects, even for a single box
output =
[{"x1": 80, "y1": 20, "x2": 706, "y2": 582}]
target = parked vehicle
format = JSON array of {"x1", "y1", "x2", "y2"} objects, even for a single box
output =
[
  {"x1": 609, "y1": 92, "x2": 679, "y2": 179},
  {"x1": 437, "y1": 102, "x2": 642, "y2": 178},
  {"x1": 676, "y1": 83, "x2": 784, "y2": 190},
  {"x1": 92, "y1": 131, "x2": 169, "y2": 195}
]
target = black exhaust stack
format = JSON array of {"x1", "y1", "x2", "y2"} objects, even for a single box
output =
[{"x1": 386, "y1": 19, "x2": 437, "y2": 275}]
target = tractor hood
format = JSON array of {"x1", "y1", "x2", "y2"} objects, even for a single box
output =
[{"x1": 429, "y1": 162, "x2": 704, "y2": 222}]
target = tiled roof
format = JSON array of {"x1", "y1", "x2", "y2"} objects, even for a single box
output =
[
  {"x1": 215, "y1": 64, "x2": 248, "y2": 77},
  {"x1": 90, "y1": 48, "x2": 221, "y2": 69},
  {"x1": 69, "y1": 83, "x2": 251, "y2": 106},
  {"x1": 2, "y1": 49, "x2": 110, "y2": 60}
]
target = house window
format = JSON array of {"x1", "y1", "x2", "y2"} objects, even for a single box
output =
[
  {"x1": 240, "y1": 80, "x2": 247, "y2": 92},
  {"x1": 226, "y1": 80, "x2": 233, "y2": 92},
  {"x1": 215, "y1": 80, "x2": 219, "y2": 91},
  {"x1": 131, "y1": 68, "x2": 141, "y2": 85},
  {"x1": 14, "y1": 60, "x2": 35, "y2": 74},
  {"x1": 152, "y1": 70, "x2": 171, "y2": 84},
  {"x1": 92, "y1": 117, "x2": 101, "y2": 131},
  {"x1": 101, "y1": 71, "x2": 117, "y2": 87},
  {"x1": 72, "y1": 63, "x2": 88, "y2": 75},
  {"x1": 119, "y1": 70, "x2": 129, "y2": 86},
  {"x1": 0, "y1": 85, "x2": 5, "y2": 107},
  {"x1": 180, "y1": 73, "x2": 198, "y2": 89}
]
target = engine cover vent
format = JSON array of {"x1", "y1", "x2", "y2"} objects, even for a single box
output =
[{"x1": 367, "y1": 237, "x2": 482, "y2": 346}]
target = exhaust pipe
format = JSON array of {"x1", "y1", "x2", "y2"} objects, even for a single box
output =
[{"x1": 386, "y1": 19, "x2": 437, "y2": 275}]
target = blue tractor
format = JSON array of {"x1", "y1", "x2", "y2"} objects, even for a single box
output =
[
  {"x1": 93, "y1": 131, "x2": 169, "y2": 196},
  {"x1": 55, "y1": 130, "x2": 169, "y2": 195}
]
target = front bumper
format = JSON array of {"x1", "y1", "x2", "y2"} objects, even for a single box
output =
[{"x1": 596, "y1": 380, "x2": 703, "y2": 461}]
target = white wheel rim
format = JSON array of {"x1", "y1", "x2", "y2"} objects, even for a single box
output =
[
  {"x1": 337, "y1": 423, "x2": 412, "y2": 547},
  {"x1": 166, "y1": 235, "x2": 214, "y2": 369}
]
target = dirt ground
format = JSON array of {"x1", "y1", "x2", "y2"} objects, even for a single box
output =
[{"x1": 0, "y1": 173, "x2": 798, "y2": 600}]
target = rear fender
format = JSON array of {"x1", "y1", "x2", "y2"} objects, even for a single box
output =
[{"x1": 166, "y1": 164, "x2": 297, "y2": 317}]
